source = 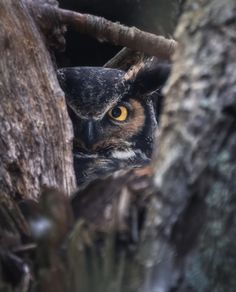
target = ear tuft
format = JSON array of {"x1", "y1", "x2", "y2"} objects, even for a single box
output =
[
  {"x1": 124, "y1": 60, "x2": 145, "y2": 82},
  {"x1": 128, "y1": 57, "x2": 171, "y2": 95}
]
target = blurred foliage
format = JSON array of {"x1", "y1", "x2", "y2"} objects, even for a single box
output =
[{"x1": 0, "y1": 187, "x2": 154, "y2": 292}]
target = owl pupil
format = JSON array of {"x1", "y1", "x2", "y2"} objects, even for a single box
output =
[{"x1": 111, "y1": 107, "x2": 121, "y2": 118}]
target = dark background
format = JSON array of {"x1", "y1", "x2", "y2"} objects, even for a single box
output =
[{"x1": 57, "y1": 0, "x2": 179, "y2": 67}]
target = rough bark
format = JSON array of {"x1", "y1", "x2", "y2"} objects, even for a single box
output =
[
  {"x1": 145, "y1": 0, "x2": 236, "y2": 291},
  {"x1": 0, "y1": 2, "x2": 75, "y2": 287},
  {"x1": 0, "y1": 0, "x2": 76, "y2": 200}
]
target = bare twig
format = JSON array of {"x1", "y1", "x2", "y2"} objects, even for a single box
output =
[{"x1": 27, "y1": 1, "x2": 177, "y2": 60}]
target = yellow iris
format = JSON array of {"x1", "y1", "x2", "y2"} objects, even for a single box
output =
[{"x1": 108, "y1": 106, "x2": 128, "y2": 122}]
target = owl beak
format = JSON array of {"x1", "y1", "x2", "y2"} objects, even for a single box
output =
[{"x1": 83, "y1": 120, "x2": 99, "y2": 151}]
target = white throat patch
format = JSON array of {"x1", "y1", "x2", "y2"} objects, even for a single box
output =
[{"x1": 111, "y1": 149, "x2": 136, "y2": 160}]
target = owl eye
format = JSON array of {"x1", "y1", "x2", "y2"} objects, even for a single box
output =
[{"x1": 108, "y1": 106, "x2": 128, "y2": 122}]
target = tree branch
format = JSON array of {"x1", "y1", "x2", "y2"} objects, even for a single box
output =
[{"x1": 27, "y1": 1, "x2": 177, "y2": 60}]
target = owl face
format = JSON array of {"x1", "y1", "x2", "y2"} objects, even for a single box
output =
[
  {"x1": 57, "y1": 63, "x2": 170, "y2": 185},
  {"x1": 75, "y1": 97, "x2": 146, "y2": 153}
]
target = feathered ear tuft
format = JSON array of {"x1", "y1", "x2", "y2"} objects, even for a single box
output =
[
  {"x1": 124, "y1": 60, "x2": 145, "y2": 83},
  {"x1": 125, "y1": 57, "x2": 171, "y2": 95}
]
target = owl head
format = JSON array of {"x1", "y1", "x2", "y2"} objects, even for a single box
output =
[{"x1": 57, "y1": 61, "x2": 170, "y2": 185}]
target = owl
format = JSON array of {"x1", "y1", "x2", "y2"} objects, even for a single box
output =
[{"x1": 57, "y1": 60, "x2": 170, "y2": 187}]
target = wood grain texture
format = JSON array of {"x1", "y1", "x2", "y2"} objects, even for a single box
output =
[{"x1": 0, "y1": 0, "x2": 76, "y2": 199}]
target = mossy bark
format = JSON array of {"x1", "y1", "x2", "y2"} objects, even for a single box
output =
[{"x1": 146, "y1": 0, "x2": 236, "y2": 291}]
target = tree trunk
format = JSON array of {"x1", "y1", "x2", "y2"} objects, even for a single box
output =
[
  {"x1": 145, "y1": 0, "x2": 236, "y2": 291},
  {"x1": 0, "y1": 0, "x2": 75, "y2": 267},
  {"x1": 0, "y1": 0, "x2": 76, "y2": 201}
]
